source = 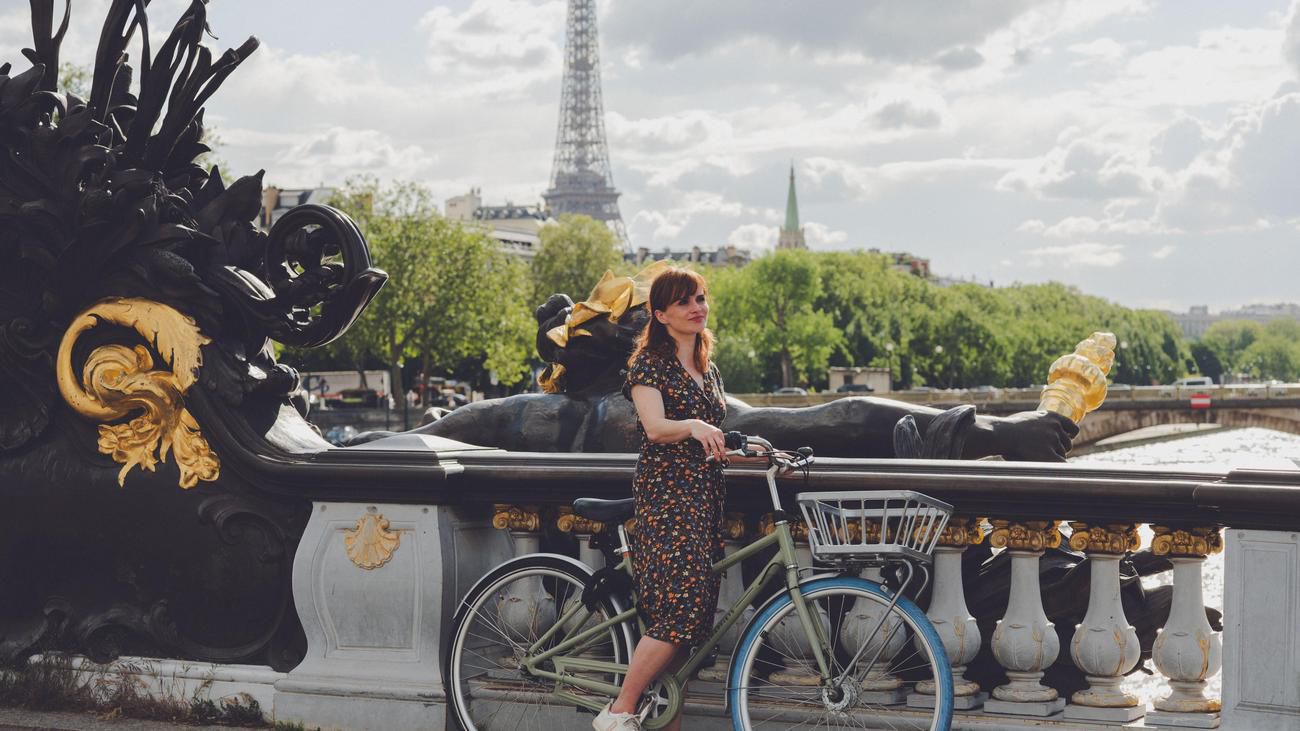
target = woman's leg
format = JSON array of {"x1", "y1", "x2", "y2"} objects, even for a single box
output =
[{"x1": 610, "y1": 635, "x2": 678, "y2": 714}]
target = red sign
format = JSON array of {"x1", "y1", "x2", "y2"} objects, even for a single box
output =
[{"x1": 1190, "y1": 393, "x2": 1212, "y2": 410}]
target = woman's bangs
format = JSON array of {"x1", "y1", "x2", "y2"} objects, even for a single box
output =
[{"x1": 655, "y1": 269, "x2": 707, "y2": 307}]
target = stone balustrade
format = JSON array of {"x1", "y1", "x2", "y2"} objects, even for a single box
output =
[
  {"x1": 476, "y1": 501, "x2": 1231, "y2": 728},
  {"x1": 266, "y1": 446, "x2": 1300, "y2": 731}
]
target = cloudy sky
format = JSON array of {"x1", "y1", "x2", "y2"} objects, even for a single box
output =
[{"x1": 4, "y1": 0, "x2": 1300, "y2": 312}]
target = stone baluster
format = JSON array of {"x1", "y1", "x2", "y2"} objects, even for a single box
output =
[
  {"x1": 984, "y1": 520, "x2": 1067, "y2": 717},
  {"x1": 757, "y1": 514, "x2": 828, "y2": 686},
  {"x1": 1146, "y1": 526, "x2": 1224, "y2": 729},
  {"x1": 909, "y1": 517, "x2": 987, "y2": 711},
  {"x1": 1063, "y1": 523, "x2": 1145, "y2": 723},
  {"x1": 697, "y1": 513, "x2": 750, "y2": 684},
  {"x1": 556, "y1": 506, "x2": 605, "y2": 570},
  {"x1": 490, "y1": 504, "x2": 553, "y2": 667}
]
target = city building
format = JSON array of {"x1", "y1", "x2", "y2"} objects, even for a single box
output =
[
  {"x1": 828, "y1": 366, "x2": 892, "y2": 394},
  {"x1": 777, "y1": 165, "x2": 807, "y2": 250},
  {"x1": 1169, "y1": 303, "x2": 1300, "y2": 339},
  {"x1": 869, "y1": 248, "x2": 931, "y2": 278},
  {"x1": 259, "y1": 186, "x2": 335, "y2": 231},
  {"x1": 626, "y1": 245, "x2": 751, "y2": 268},
  {"x1": 445, "y1": 189, "x2": 551, "y2": 259}
]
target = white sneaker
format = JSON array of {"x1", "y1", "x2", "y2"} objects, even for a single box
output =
[{"x1": 592, "y1": 701, "x2": 642, "y2": 731}]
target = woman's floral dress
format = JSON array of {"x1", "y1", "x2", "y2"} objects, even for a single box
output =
[{"x1": 622, "y1": 348, "x2": 727, "y2": 645}]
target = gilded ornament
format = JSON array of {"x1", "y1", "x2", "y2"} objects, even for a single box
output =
[
  {"x1": 721, "y1": 512, "x2": 747, "y2": 541},
  {"x1": 1150, "y1": 526, "x2": 1223, "y2": 558},
  {"x1": 492, "y1": 504, "x2": 542, "y2": 532},
  {"x1": 56, "y1": 298, "x2": 219, "y2": 488},
  {"x1": 936, "y1": 516, "x2": 985, "y2": 548},
  {"x1": 987, "y1": 519, "x2": 1061, "y2": 551},
  {"x1": 556, "y1": 506, "x2": 604, "y2": 535},
  {"x1": 1067, "y1": 522, "x2": 1141, "y2": 554},
  {"x1": 759, "y1": 513, "x2": 809, "y2": 542},
  {"x1": 344, "y1": 510, "x2": 401, "y2": 570},
  {"x1": 1038, "y1": 331, "x2": 1117, "y2": 423}
]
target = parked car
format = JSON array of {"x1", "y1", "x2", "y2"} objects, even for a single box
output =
[
  {"x1": 835, "y1": 383, "x2": 874, "y2": 393},
  {"x1": 773, "y1": 387, "x2": 808, "y2": 395}
]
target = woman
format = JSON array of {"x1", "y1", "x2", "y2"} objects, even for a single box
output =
[{"x1": 594, "y1": 267, "x2": 728, "y2": 731}]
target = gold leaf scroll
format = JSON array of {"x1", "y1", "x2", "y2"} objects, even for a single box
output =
[{"x1": 56, "y1": 298, "x2": 219, "y2": 488}]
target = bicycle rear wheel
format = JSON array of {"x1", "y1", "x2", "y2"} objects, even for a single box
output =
[
  {"x1": 446, "y1": 554, "x2": 634, "y2": 731},
  {"x1": 729, "y1": 576, "x2": 954, "y2": 731}
]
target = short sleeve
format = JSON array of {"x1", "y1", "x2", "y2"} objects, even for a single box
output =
[
  {"x1": 622, "y1": 352, "x2": 669, "y2": 402},
  {"x1": 711, "y1": 363, "x2": 725, "y2": 398}
]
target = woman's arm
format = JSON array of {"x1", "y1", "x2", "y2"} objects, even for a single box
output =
[{"x1": 630, "y1": 385, "x2": 727, "y2": 459}]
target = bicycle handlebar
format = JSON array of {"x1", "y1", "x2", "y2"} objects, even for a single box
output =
[{"x1": 711, "y1": 431, "x2": 815, "y2": 472}]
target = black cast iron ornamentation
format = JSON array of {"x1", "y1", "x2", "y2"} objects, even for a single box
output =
[
  {"x1": 0, "y1": 0, "x2": 387, "y2": 454},
  {"x1": 0, "y1": 0, "x2": 380, "y2": 671}
]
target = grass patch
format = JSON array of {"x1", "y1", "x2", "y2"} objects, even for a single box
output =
[{"x1": 0, "y1": 654, "x2": 270, "y2": 726}]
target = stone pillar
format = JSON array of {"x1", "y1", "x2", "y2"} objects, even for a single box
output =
[
  {"x1": 556, "y1": 506, "x2": 605, "y2": 570},
  {"x1": 697, "y1": 513, "x2": 750, "y2": 684},
  {"x1": 1063, "y1": 523, "x2": 1144, "y2": 723},
  {"x1": 908, "y1": 517, "x2": 987, "y2": 711},
  {"x1": 489, "y1": 505, "x2": 553, "y2": 667},
  {"x1": 984, "y1": 520, "x2": 1067, "y2": 717},
  {"x1": 846, "y1": 563, "x2": 909, "y2": 704},
  {"x1": 275, "y1": 502, "x2": 510, "y2": 731},
  {"x1": 757, "y1": 514, "x2": 828, "y2": 687},
  {"x1": 1222, "y1": 528, "x2": 1300, "y2": 731},
  {"x1": 1147, "y1": 526, "x2": 1224, "y2": 729}
]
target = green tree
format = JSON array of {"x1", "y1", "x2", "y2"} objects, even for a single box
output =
[
  {"x1": 58, "y1": 62, "x2": 90, "y2": 98},
  {"x1": 298, "y1": 178, "x2": 534, "y2": 397},
  {"x1": 531, "y1": 214, "x2": 623, "y2": 305},
  {"x1": 713, "y1": 249, "x2": 841, "y2": 388},
  {"x1": 1199, "y1": 320, "x2": 1264, "y2": 381}
]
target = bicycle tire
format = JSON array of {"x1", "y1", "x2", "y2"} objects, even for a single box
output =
[
  {"x1": 446, "y1": 554, "x2": 635, "y2": 731},
  {"x1": 729, "y1": 576, "x2": 954, "y2": 731}
]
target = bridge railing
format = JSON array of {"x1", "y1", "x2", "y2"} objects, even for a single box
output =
[
  {"x1": 736, "y1": 382, "x2": 1300, "y2": 408},
  {"x1": 276, "y1": 441, "x2": 1300, "y2": 730}
]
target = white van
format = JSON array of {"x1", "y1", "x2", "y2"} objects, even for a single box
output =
[{"x1": 1171, "y1": 376, "x2": 1214, "y2": 387}]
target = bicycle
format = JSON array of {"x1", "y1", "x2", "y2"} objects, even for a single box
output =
[{"x1": 446, "y1": 433, "x2": 956, "y2": 730}]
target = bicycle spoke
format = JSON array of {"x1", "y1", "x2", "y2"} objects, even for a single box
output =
[{"x1": 450, "y1": 564, "x2": 630, "y2": 731}]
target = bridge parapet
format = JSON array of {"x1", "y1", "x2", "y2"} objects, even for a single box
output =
[{"x1": 266, "y1": 444, "x2": 1300, "y2": 730}]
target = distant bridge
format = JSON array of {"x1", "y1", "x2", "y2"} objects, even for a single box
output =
[{"x1": 737, "y1": 383, "x2": 1300, "y2": 447}]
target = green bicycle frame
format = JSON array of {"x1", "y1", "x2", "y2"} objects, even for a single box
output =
[{"x1": 521, "y1": 515, "x2": 834, "y2": 725}]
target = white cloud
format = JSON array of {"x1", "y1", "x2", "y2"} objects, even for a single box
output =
[
  {"x1": 804, "y1": 222, "x2": 850, "y2": 248},
  {"x1": 273, "y1": 127, "x2": 437, "y2": 183},
  {"x1": 1025, "y1": 242, "x2": 1126, "y2": 267},
  {"x1": 726, "y1": 223, "x2": 777, "y2": 252},
  {"x1": 1151, "y1": 244, "x2": 1175, "y2": 259},
  {"x1": 417, "y1": 0, "x2": 565, "y2": 98}
]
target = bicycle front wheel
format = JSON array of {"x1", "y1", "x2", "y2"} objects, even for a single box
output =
[
  {"x1": 729, "y1": 576, "x2": 954, "y2": 731},
  {"x1": 447, "y1": 554, "x2": 634, "y2": 731}
]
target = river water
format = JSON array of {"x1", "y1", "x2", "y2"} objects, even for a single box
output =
[{"x1": 1068, "y1": 427, "x2": 1300, "y2": 706}]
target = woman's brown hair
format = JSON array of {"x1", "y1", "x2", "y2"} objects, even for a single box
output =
[{"x1": 628, "y1": 267, "x2": 715, "y2": 373}]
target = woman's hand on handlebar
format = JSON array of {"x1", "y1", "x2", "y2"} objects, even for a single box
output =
[{"x1": 690, "y1": 420, "x2": 728, "y2": 462}]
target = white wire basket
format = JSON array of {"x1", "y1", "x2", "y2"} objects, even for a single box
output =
[{"x1": 796, "y1": 490, "x2": 954, "y2": 566}]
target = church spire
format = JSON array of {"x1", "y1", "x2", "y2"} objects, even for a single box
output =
[{"x1": 777, "y1": 163, "x2": 807, "y2": 249}]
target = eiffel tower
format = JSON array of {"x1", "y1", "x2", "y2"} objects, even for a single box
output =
[{"x1": 543, "y1": 0, "x2": 629, "y2": 247}]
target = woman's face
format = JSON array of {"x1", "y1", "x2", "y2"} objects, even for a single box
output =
[{"x1": 654, "y1": 285, "x2": 709, "y2": 337}]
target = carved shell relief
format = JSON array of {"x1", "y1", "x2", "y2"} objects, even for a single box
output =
[
  {"x1": 344, "y1": 508, "x2": 402, "y2": 570},
  {"x1": 56, "y1": 298, "x2": 220, "y2": 488}
]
